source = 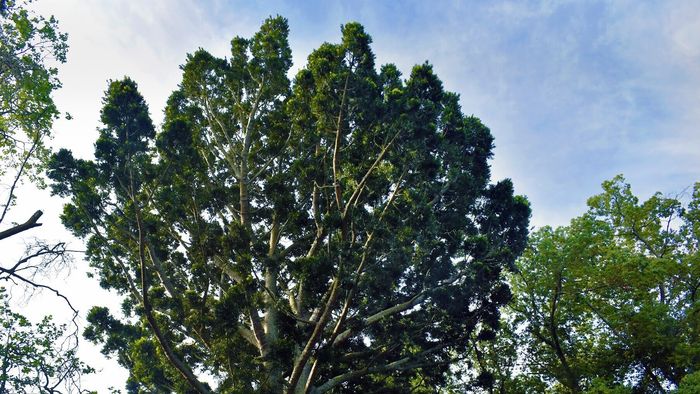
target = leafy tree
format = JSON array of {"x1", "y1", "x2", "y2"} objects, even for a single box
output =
[
  {"x1": 677, "y1": 371, "x2": 700, "y2": 394},
  {"x1": 0, "y1": 4, "x2": 90, "y2": 393},
  {"x1": 0, "y1": 0, "x2": 73, "y2": 305},
  {"x1": 49, "y1": 17, "x2": 530, "y2": 393},
  {"x1": 0, "y1": 0, "x2": 67, "y2": 226},
  {"x1": 0, "y1": 288, "x2": 93, "y2": 393},
  {"x1": 484, "y1": 176, "x2": 700, "y2": 393}
]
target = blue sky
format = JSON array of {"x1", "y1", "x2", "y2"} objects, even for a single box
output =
[
  {"x1": 18, "y1": 0, "x2": 700, "y2": 390},
  {"x1": 35, "y1": 0, "x2": 700, "y2": 227}
]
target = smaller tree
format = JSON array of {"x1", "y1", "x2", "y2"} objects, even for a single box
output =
[
  {"x1": 0, "y1": 289, "x2": 93, "y2": 393},
  {"x1": 0, "y1": 0, "x2": 75, "y2": 312},
  {"x1": 0, "y1": 4, "x2": 86, "y2": 392},
  {"x1": 482, "y1": 176, "x2": 700, "y2": 393}
]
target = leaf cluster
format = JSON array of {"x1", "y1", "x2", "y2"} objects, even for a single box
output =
[{"x1": 0, "y1": 288, "x2": 93, "y2": 393}]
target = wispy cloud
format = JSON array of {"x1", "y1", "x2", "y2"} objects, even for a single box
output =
[{"x1": 364, "y1": 0, "x2": 700, "y2": 226}]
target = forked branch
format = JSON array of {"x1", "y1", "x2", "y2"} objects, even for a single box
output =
[{"x1": 0, "y1": 210, "x2": 43, "y2": 241}]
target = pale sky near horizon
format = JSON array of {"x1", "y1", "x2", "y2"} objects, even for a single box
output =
[{"x1": 7, "y1": 0, "x2": 700, "y2": 391}]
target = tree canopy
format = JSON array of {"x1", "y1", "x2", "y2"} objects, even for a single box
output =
[
  {"x1": 48, "y1": 16, "x2": 530, "y2": 393},
  {"x1": 470, "y1": 176, "x2": 700, "y2": 393}
]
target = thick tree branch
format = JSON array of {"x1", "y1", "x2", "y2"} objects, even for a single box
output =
[
  {"x1": 212, "y1": 256, "x2": 266, "y2": 353},
  {"x1": 333, "y1": 292, "x2": 426, "y2": 346},
  {"x1": 0, "y1": 210, "x2": 43, "y2": 241},
  {"x1": 548, "y1": 271, "x2": 580, "y2": 392},
  {"x1": 311, "y1": 344, "x2": 450, "y2": 393},
  {"x1": 287, "y1": 276, "x2": 342, "y2": 394},
  {"x1": 213, "y1": 255, "x2": 244, "y2": 283},
  {"x1": 326, "y1": 233, "x2": 374, "y2": 347},
  {"x1": 332, "y1": 74, "x2": 350, "y2": 213},
  {"x1": 239, "y1": 77, "x2": 265, "y2": 227},
  {"x1": 332, "y1": 271, "x2": 463, "y2": 347}
]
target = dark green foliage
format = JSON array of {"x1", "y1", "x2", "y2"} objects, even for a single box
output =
[{"x1": 49, "y1": 17, "x2": 529, "y2": 393}]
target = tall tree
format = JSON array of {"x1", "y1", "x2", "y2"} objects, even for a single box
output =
[
  {"x1": 49, "y1": 17, "x2": 530, "y2": 393},
  {"x1": 483, "y1": 176, "x2": 700, "y2": 393}
]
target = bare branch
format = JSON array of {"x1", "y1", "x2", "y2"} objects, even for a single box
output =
[
  {"x1": 0, "y1": 210, "x2": 43, "y2": 241},
  {"x1": 146, "y1": 243, "x2": 177, "y2": 298}
]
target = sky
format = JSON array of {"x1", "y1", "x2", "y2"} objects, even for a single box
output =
[{"x1": 7, "y1": 0, "x2": 700, "y2": 391}]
